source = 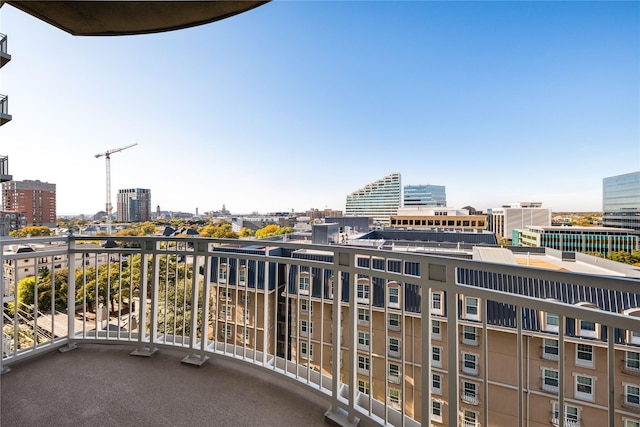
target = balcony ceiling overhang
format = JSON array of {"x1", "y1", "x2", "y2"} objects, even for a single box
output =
[{"x1": 1, "y1": 1, "x2": 269, "y2": 36}]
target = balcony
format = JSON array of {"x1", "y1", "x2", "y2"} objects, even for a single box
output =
[
  {"x1": 2, "y1": 235, "x2": 640, "y2": 427},
  {"x1": 0, "y1": 95, "x2": 11, "y2": 126},
  {"x1": 0, "y1": 33, "x2": 10, "y2": 68}
]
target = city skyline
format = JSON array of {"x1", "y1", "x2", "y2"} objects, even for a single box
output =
[{"x1": 1, "y1": 2, "x2": 638, "y2": 215}]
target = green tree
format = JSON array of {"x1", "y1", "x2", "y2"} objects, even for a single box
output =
[
  {"x1": 199, "y1": 220, "x2": 238, "y2": 238},
  {"x1": 239, "y1": 227, "x2": 254, "y2": 237},
  {"x1": 140, "y1": 222, "x2": 157, "y2": 235},
  {"x1": 255, "y1": 224, "x2": 292, "y2": 239}
]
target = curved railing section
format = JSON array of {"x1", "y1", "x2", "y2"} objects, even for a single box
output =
[{"x1": 2, "y1": 235, "x2": 640, "y2": 427}]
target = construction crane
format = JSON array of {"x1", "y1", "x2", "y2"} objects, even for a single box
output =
[{"x1": 95, "y1": 143, "x2": 137, "y2": 234}]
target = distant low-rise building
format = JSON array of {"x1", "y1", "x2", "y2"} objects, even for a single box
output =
[
  {"x1": 390, "y1": 207, "x2": 487, "y2": 231},
  {"x1": 487, "y1": 202, "x2": 551, "y2": 241},
  {"x1": 514, "y1": 225, "x2": 639, "y2": 255}
]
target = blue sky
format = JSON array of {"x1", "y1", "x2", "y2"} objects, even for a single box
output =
[{"x1": 1, "y1": 1, "x2": 638, "y2": 215}]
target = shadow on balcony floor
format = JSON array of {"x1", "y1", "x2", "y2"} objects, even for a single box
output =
[{"x1": 1, "y1": 344, "x2": 346, "y2": 427}]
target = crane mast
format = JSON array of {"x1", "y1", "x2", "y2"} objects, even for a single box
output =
[{"x1": 95, "y1": 143, "x2": 137, "y2": 234}]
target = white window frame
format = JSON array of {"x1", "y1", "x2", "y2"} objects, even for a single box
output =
[
  {"x1": 241, "y1": 308, "x2": 250, "y2": 324},
  {"x1": 222, "y1": 324, "x2": 233, "y2": 338},
  {"x1": 462, "y1": 325, "x2": 478, "y2": 346},
  {"x1": 543, "y1": 338, "x2": 560, "y2": 361},
  {"x1": 389, "y1": 337, "x2": 400, "y2": 358},
  {"x1": 358, "y1": 355, "x2": 370, "y2": 374},
  {"x1": 465, "y1": 296, "x2": 480, "y2": 321},
  {"x1": 358, "y1": 308, "x2": 370, "y2": 325},
  {"x1": 357, "y1": 331, "x2": 370, "y2": 350},
  {"x1": 545, "y1": 312, "x2": 560, "y2": 333},
  {"x1": 357, "y1": 281, "x2": 370, "y2": 304},
  {"x1": 301, "y1": 299, "x2": 313, "y2": 314},
  {"x1": 542, "y1": 367, "x2": 559, "y2": 393},
  {"x1": 358, "y1": 379, "x2": 370, "y2": 395},
  {"x1": 552, "y1": 402, "x2": 579, "y2": 426},
  {"x1": 574, "y1": 374, "x2": 594, "y2": 401},
  {"x1": 624, "y1": 419, "x2": 640, "y2": 427},
  {"x1": 388, "y1": 388, "x2": 401, "y2": 410},
  {"x1": 626, "y1": 351, "x2": 640, "y2": 372},
  {"x1": 219, "y1": 288, "x2": 232, "y2": 301},
  {"x1": 389, "y1": 363, "x2": 400, "y2": 384},
  {"x1": 629, "y1": 330, "x2": 640, "y2": 345},
  {"x1": 432, "y1": 292, "x2": 443, "y2": 315},
  {"x1": 388, "y1": 285, "x2": 400, "y2": 309},
  {"x1": 463, "y1": 409, "x2": 478, "y2": 426},
  {"x1": 220, "y1": 304, "x2": 232, "y2": 321},
  {"x1": 625, "y1": 384, "x2": 640, "y2": 408},
  {"x1": 432, "y1": 373, "x2": 442, "y2": 394},
  {"x1": 298, "y1": 274, "x2": 310, "y2": 295},
  {"x1": 432, "y1": 320, "x2": 442, "y2": 340},
  {"x1": 240, "y1": 327, "x2": 250, "y2": 344},
  {"x1": 576, "y1": 343, "x2": 594, "y2": 368},
  {"x1": 238, "y1": 268, "x2": 246, "y2": 285},
  {"x1": 300, "y1": 342, "x2": 313, "y2": 360},
  {"x1": 462, "y1": 352, "x2": 479, "y2": 375},
  {"x1": 301, "y1": 320, "x2": 312, "y2": 338},
  {"x1": 218, "y1": 266, "x2": 227, "y2": 283},
  {"x1": 432, "y1": 346, "x2": 442, "y2": 368},
  {"x1": 462, "y1": 380, "x2": 478, "y2": 405},
  {"x1": 432, "y1": 400, "x2": 443, "y2": 423},
  {"x1": 389, "y1": 313, "x2": 401, "y2": 331},
  {"x1": 579, "y1": 319, "x2": 598, "y2": 339},
  {"x1": 241, "y1": 292, "x2": 250, "y2": 305}
]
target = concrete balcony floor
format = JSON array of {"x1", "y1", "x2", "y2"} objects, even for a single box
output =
[{"x1": 2, "y1": 344, "x2": 357, "y2": 427}]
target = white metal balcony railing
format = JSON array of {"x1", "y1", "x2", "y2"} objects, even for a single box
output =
[
  {"x1": 1, "y1": 235, "x2": 640, "y2": 427},
  {"x1": 462, "y1": 392, "x2": 479, "y2": 405},
  {"x1": 551, "y1": 417, "x2": 581, "y2": 427}
]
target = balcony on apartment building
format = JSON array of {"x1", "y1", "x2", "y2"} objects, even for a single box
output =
[
  {"x1": 0, "y1": 33, "x2": 10, "y2": 68},
  {"x1": 0, "y1": 94, "x2": 11, "y2": 126},
  {"x1": 2, "y1": 235, "x2": 640, "y2": 427}
]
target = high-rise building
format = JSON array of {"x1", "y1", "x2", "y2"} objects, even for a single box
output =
[
  {"x1": 487, "y1": 202, "x2": 551, "y2": 242},
  {"x1": 345, "y1": 173, "x2": 401, "y2": 227},
  {"x1": 117, "y1": 188, "x2": 151, "y2": 222},
  {"x1": 1, "y1": 179, "x2": 56, "y2": 227},
  {"x1": 403, "y1": 184, "x2": 446, "y2": 207},
  {"x1": 603, "y1": 171, "x2": 640, "y2": 233}
]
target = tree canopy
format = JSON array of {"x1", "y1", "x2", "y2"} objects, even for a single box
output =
[
  {"x1": 10, "y1": 226, "x2": 52, "y2": 237},
  {"x1": 255, "y1": 224, "x2": 292, "y2": 239}
]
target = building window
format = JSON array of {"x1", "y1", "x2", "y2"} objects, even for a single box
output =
[
  {"x1": 575, "y1": 375, "x2": 594, "y2": 401},
  {"x1": 300, "y1": 342, "x2": 313, "y2": 359},
  {"x1": 388, "y1": 285, "x2": 400, "y2": 309},
  {"x1": 389, "y1": 338, "x2": 400, "y2": 358},
  {"x1": 543, "y1": 338, "x2": 559, "y2": 361},
  {"x1": 388, "y1": 389, "x2": 401, "y2": 410},
  {"x1": 432, "y1": 292, "x2": 443, "y2": 315},
  {"x1": 301, "y1": 320, "x2": 312, "y2": 337},
  {"x1": 301, "y1": 299, "x2": 312, "y2": 314},
  {"x1": 465, "y1": 297, "x2": 480, "y2": 321},
  {"x1": 241, "y1": 293, "x2": 250, "y2": 305},
  {"x1": 358, "y1": 308, "x2": 370, "y2": 325},
  {"x1": 432, "y1": 346, "x2": 442, "y2": 368},
  {"x1": 241, "y1": 308, "x2": 250, "y2": 323},
  {"x1": 552, "y1": 403, "x2": 579, "y2": 426},
  {"x1": 625, "y1": 419, "x2": 640, "y2": 427},
  {"x1": 629, "y1": 330, "x2": 640, "y2": 345},
  {"x1": 432, "y1": 400, "x2": 443, "y2": 423},
  {"x1": 545, "y1": 312, "x2": 560, "y2": 333},
  {"x1": 542, "y1": 368, "x2": 559, "y2": 393},
  {"x1": 238, "y1": 268, "x2": 246, "y2": 284},
  {"x1": 389, "y1": 363, "x2": 400, "y2": 383},
  {"x1": 218, "y1": 266, "x2": 228, "y2": 283},
  {"x1": 299, "y1": 274, "x2": 310, "y2": 295},
  {"x1": 625, "y1": 384, "x2": 640, "y2": 407},
  {"x1": 358, "y1": 355, "x2": 370, "y2": 374},
  {"x1": 576, "y1": 343, "x2": 594, "y2": 368},
  {"x1": 462, "y1": 352, "x2": 478, "y2": 375},
  {"x1": 463, "y1": 409, "x2": 478, "y2": 427},
  {"x1": 357, "y1": 331, "x2": 370, "y2": 350},
  {"x1": 579, "y1": 319, "x2": 598, "y2": 338},
  {"x1": 626, "y1": 351, "x2": 640, "y2": 372},
  {"x1": 223, "y1": 324, "x2": 233, "y2": 338},
  {"x1": 220, "y1": 305, "x2": 232, "y2": 321},
  {"x1": 240, "y1": 327, "x2": 250, "y2": 344},
  {"x1": 389, "y1": 313, "x2": 401, "y2": 331},
  {"x1": 358, "y1": 380, "x2": 370, "y2": 395},
  {"x1": 462, "y1": 381, "x2": 479, "y2": 405},
  {"x1": 432, "y1": 373, "x2": 442, "y2": 394},
  {"x1": 219, "y1": 288, "x2": 232, "y2": 301},
  {"x1": 432, "y1": 320, "x2": 442, "y2": 340},
  {"x1": 462, "y1": 325, "x2": 478, "y2": 346},
  {"x1": 357, "y1": 282, "x2": 370, "y2": 304}
]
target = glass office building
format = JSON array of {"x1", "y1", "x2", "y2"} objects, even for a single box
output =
[
  {"x1": 603, "y1": 171, "x2": 640, "y2": 233},
  {"x1": 345, "y1": 173, "x2": 401, "y2": 227},
  {"x1": 403, "y1": 184, "x2": 446, "y2": 207}
]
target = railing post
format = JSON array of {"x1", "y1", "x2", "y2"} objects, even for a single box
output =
[
  {"x1": 131, "y1": 238, "x2": 157, "y2": 356},
  {"x1": 446, "y1": 265, "x2": 459, "y2": 427},
  {"x1": 183, "y1": 242, "x2": 209, "y2": 366},
  {"x1": 0, "y1": 237, "x2": 8, "y2": 373},
  {"x1": 59, "y1": 234, "x2": 77, "y2": 353}
]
